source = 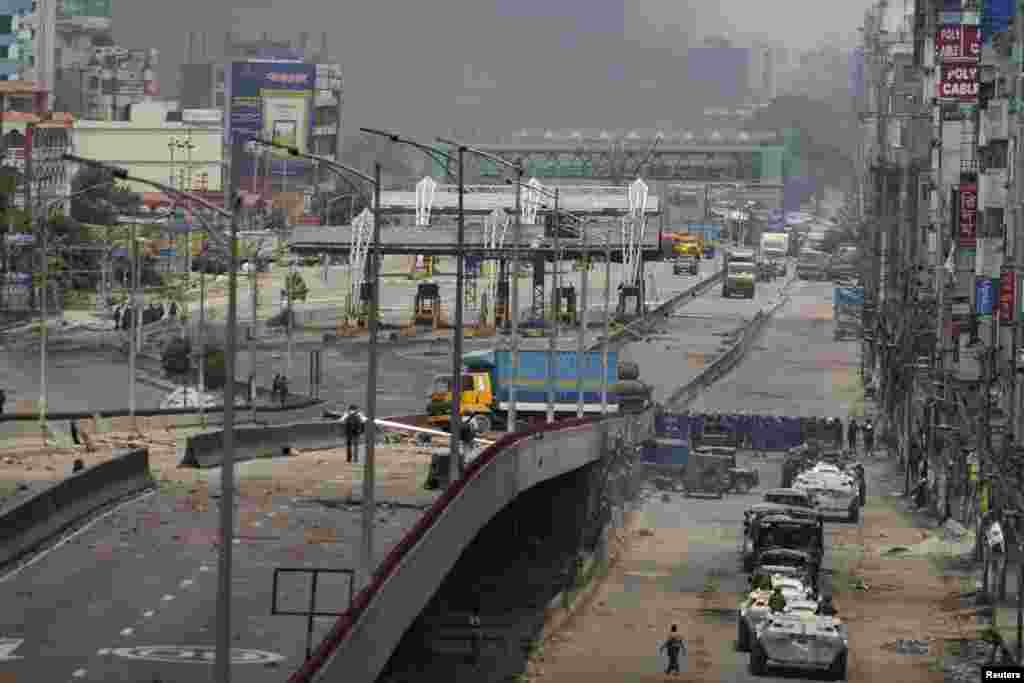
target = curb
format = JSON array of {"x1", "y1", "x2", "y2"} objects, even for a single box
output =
[{"x1": 0, "y1": 447, "x2": 154, "y2": 572}]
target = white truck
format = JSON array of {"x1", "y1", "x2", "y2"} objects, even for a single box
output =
[{"x1": 759, "y1": 233, "x2": 790, "y2": 278}]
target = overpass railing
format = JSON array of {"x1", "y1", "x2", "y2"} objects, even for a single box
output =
[{"x1": 286, "y1": 409, "x2": 652, "y2": 683}]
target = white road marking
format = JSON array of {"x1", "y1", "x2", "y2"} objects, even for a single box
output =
[
  {"x1": 120, "y1": 627, "x2": 134, "y2": 637},
  {"x1": 180, "y1": 579, "x2": 194, "y2": 589},
  {"x1": 71, "y1": 668, "x2": 87, "y2": 677},
  {"x1": 199, "y1": 565, "x2": 211, "y2": 572},
  {"x1": 161, "y1": 594, "x2": 175, "y2": 602},
  {"x1": 142, "y1": 610, "x2": 155, "y2": 618},
  {"x1": 97, "y1": 648, "x2": 111, "y2": 656},
  {"x1": 0, "y1": 489, "x2": 157, "y2": 583}
]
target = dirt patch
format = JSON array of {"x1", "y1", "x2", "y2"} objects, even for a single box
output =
[{"x1": 0, "y1": 427, "x2": 440, "y2": 506}]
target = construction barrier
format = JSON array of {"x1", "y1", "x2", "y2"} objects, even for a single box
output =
[
  {"x1": 179, "y1": 420, "x2": 348, "y2": 468},
  {"x1": 655, "y1": 413, "x2": 805, "y2": 451},
  {"x1": 0, "y1": 447, "x2": 154, "y2": 569},
  {"x1": 590, "y1": 268, "x2": 725, "y2": 353}
]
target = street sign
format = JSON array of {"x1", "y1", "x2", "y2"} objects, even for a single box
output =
[
  {"x1": 976, "y1": 277, "x2": 994, "y2": 315},
  {"x1": 4, "y1": 233, "x2": 34, "y2": 245}
]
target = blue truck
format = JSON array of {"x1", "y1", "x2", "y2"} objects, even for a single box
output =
[{"x1": 427, "y1": 348, "x2": 621, "y2": 433}]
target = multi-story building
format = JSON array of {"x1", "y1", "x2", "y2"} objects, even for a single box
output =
[
  {"x1": 859, "y1": 0, "x2": 1024, "y2": 539},
  {"x1": 179, "y1": 31, "x2": 342, "y2": 162},
  {"x1": 0, "y1": 1, "x2": 34, "y2": 80}
]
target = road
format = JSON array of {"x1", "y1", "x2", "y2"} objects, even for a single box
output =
[
  {"x1": 531, "y1": 276, "x2": 869, "y2": 682},
  {"x1": 0, "y1": 254, "x2": 727, "y2": 682}
]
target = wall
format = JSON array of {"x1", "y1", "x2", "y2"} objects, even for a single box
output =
[{"x1": 72, "y1": 106, "x2": 223, "y2": 193}]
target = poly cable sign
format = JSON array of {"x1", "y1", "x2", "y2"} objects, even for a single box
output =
[
  {"x1": 937, "y1": 64, "x2": 979, "y2": 102},
  {"x1": 935, "y1": 24, "x2": 980, "y2": 62}
]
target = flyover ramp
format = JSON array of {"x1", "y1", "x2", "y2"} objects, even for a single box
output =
[{"x1": 288, "y1": 411, "x2": 651, "y2": 683}]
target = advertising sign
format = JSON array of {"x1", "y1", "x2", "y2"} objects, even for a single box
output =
[
  {"x1": 976, "y1": 277, "x2": 995, "y2": 316},
  {"x1": 959, "y1": 181, "x2": 978, "y2": 247},
  {"x1": 1000, "y1": 268, "x2": 1016, "y2": 322},
  {"x1": 935, "y1": 24, "x2": 981, "y2": 61},
  {"x1": 224, "y1": 60, "x2": 315, "y2": 152},
  {"x1": 938, "y1": 63, "x2": 979, "y2": 102}
]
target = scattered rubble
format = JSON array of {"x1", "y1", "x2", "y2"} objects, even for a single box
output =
[{"x1": 881, "y1": 638, "x2": 930, "y2": 655}]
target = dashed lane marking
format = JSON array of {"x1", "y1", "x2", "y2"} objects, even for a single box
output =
[
  {"x1": 119, "y1": 628, "x2": 134, "y2": 637},
  {"x1": 142, "y1": 610, "x2": 155, "y2": 618},
  {"x1": 0, "y1": 489, "x2": 157, "y2": 583},
  {"x1": 180, "y1": 579, "x2": 194, "y2": 589},
  {"x1": 71, "y1": 668, "x2": 87, "y2": 678},
  {"x1": 161, "y1": 594, "x2": 175, "y2": 602}
]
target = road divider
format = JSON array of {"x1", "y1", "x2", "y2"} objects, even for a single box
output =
[
  {"x1": 667, "y1": 284, "x2": 792, "y2": 407},
  {"x1": 589, "y1": 266, "x2": 725, "y2": 353},
  {"x1": 0, "y1": 447, "x2": 154, "y2": 571}
]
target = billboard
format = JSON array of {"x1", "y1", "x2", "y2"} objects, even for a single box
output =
[
  {"x1": 935, "y1": 24, "x2": 980, "y2": 61},
  {"x1": 224, "y1": 60, "x2": 315, "y2": 152}
]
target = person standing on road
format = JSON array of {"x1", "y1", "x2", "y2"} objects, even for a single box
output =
[
  {"x1": 343, "y1": 404, "x2": 365, "y2": 463},
  {"x1": 659, "y1": 624, "x2": 686, "y2": 675},
  {"x1": 0, "y1": 388, "x2": 6, "y2": 414},
  {"x1": 863, "y1": 420, "x2": 875, "y2": 455},
  {"x1": 468, "y1": 609, "x2": 483, "y2": 668},
  {"x1": 847, "y1": 419, "x2": 859, "y2": 454}
]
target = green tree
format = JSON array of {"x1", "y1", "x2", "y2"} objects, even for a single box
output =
[{"x1": 203, "y1": 347, "x2": 227, "y2": 390}]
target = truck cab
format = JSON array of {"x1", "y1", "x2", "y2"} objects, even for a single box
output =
[
  {"x1": 759, "y1": 233, "x2": 790, "y2": 278},
  {"x1": 671, "y1": 233, "x2": 704, "y2": 259}
]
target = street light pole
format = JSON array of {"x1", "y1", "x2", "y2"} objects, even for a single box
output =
[
  {"x1": 361, "y1": 161, "x2": 382, "y2": 586},
  {"x1": 129, "y1": 222, "x2": 139, "y2": 427},
  {"x1": 214, "y1": 196, "x2": 240, "y2": 683},
  {"x1": 450, "y1": 145, "x2": 465, "y2": 479},
  {"x1": 508, "y1": 165, "x2": 522, "y2": 433},
  {"x1": 602, "y1": 229, "x2": 611, "y2": 415},
  {"x1": 576, "y1": 218, "x2": 589, "y2": 418},
  {"x1": 547, "y1": 188, "x2": 560, "y2": 424}
]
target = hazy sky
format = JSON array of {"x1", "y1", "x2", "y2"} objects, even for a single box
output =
[{"x1": 113, "y1": 0, "x2": 872, "y2": 136}]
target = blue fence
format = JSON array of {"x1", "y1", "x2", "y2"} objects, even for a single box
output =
[{"x1": 655, "y1": 413, "x2": 809, "y2": 450}]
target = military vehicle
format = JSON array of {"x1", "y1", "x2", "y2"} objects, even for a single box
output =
[
  {"x1": 749, "y1": 612, "x2": 848, "y2": 679},
  {"x1": 742, "y1": 513, "x2": 824, "y2": 573},
  {"x1": 737, "y1": 575, "x2": 817, "y2": 651}
]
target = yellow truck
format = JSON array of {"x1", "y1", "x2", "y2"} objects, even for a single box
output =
[{"x1": 670, "y1": 232, "x2": 704, "y2": 258}]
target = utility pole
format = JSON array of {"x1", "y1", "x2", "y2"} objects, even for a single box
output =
[
  {"x1": 576, "y1": 218, "x2": 588, "y2": 418},
  {"x1": 507, "y1": 165, "x2": 523, "y2": 434},
  {"x1": 547, "y1": 188, "x2": 560, "y2": 424},
  {"x1": 129, "y1": 221, "x2": 138, "y2": 427},
  {"x1": 601, "y1": 229, "x2": 611, "y2": 414},
  {"x1": 450, "y1": 146, "x2": 465, "y2": 480}
]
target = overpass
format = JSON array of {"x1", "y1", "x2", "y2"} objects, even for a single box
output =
[
  {"x1": 285, "y1": 408, "x2": 652, "y2": 683},
  {"x1": 433, "y1": 129, "x2": 787, "y2": 184}
]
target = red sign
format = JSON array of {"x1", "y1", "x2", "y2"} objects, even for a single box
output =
[
  {"x1": 935, "y1": 24, "x2": 981, "y2": 62},
  {"x1": 1000, "y1": 269, "x2": 1016, "y2": 323},
  {"x1": 938, "y1": 63, "x2": 979, "y2": 101},
  {"x1": 959, "y1": 182, "x2": 978, "y2": 247},
  {"x1": 296, "y1": 215, "x2": 321, "y2": 226}
]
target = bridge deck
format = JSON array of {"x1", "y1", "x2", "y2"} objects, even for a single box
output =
[{"x1": 380, "y1": 187, "x2": 659, "y2": 215}]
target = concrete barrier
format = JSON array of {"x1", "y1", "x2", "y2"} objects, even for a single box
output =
[
  {"x1": 0, "y1": 447, "x2": 154, "y2": 570},
  {"x1": 179, "y1": 420, "x2": 349, "y2": 468}
]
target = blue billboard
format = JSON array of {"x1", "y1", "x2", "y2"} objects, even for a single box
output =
[{"x1": 976, "y1": 277, "x2": 995, "y2": 315}]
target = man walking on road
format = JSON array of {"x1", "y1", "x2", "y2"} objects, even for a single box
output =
[
  {"x1": 0, "y1": 388, "x2": 5, "y2": 414},
  {"x1": 660, "y1": 624, "x2": 686, "y2": 675},
  {"x1": 343, "y1": 404, "x2": 365, "y2": 463},
  {"x1": 863, "y1": 420, "x2": 875, "y2": 456}
]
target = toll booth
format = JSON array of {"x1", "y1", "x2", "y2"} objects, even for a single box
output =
[
  {"x1": 358, "y1": 281, "x2": 374, "y2": 326},
  {"x1": 495, "y1": 280, "x2": 509, "y2": 326},
  {"x1": 414, "y1": 282, "x2": 441, "y2": 327},
  {"x1": 617, "y1": 284, "x2": 642, "y2": 317},
  {"x1": 555, "y1": 286, "x2": 577, "y2": 325}
]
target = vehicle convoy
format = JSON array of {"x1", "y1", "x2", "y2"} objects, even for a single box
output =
[
  {"x1": 796, "y1": 249, "x2": 829, "y2": 280},
  {"x1": 762, "y1": 488, "x2": 816, "y2": 509},
  {"x1": 640, "y1": 438, "x2": 735, "y2": 497},
  {"x1": 759, "y1": 232, "x2": 790, "y2": 278},
  {"x1": 723, "y1": 248, "x2": 757, "y2": 298},
  {"x1": 750, "y1": 612, "x2": 848, "y2": 679},
  {"x1": 427, "y1": 348, "x2": 620, "y2": 432},
  {"x1": 738, "y1": 574, "x2": 818, "y2": 651}
]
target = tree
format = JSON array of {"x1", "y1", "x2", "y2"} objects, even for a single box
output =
[
  {"x1": 70, "y1": 166, "x2": 142, "y2": 227},
  {"x1": 161, "y1": 336, "x2": 192, "y2": 376},
  {"x1": 203, "y1": 347, "x2": 227, "y2": 390}
]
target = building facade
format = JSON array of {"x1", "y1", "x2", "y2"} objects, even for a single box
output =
[
  {"x1": 859, "y1": 0, "x2": 1024, "y2": 537},
  {"x1": 71, "y1": 100, "x2": 223, "y2": 195}
]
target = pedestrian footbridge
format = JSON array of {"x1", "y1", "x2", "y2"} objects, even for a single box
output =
[{"x1": 285, "y1": 410, "x2": 651, "y2": 683}]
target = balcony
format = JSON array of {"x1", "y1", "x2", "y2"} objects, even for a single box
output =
[
  {"x1": 980, "y1": 168, "x2": 1008, "y2": 209},
  {"x1": 981, "y1": 99, "x2": 1009, "y2": 143}
]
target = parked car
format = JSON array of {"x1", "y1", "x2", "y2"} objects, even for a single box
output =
[{"x1": 673, "y1": 255, "x2": 700, "y2": 276}]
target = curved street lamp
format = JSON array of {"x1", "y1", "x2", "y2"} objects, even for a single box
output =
[{"x1": 253, "y1": 138, "x2": 383, "y2": 594}]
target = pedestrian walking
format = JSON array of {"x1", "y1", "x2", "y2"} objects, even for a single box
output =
[
  {"x1": 69, "y1": 419, "x2": 80, "y2": 446},
  {"x1": 863, "y1": 420, "x2": 875, "y2": 455},
  {"x1": 343, "y1": 404, "x2": 365, "y2": 463},
  {"x1": 468, "y1": 610, "x2": 483, "y2": 668},
  {"x1": 277, "y1": 375, "x2": 289, "y2": 408},
  {"x1": 847, "y1": 419, "x2": 859, "y2": 453},
  {"x1": 660, "y1": 624, "x2": 686, "y2": 675},
  {"x1": 0, "y1": 388, "x2": 6, "y2": 414}
]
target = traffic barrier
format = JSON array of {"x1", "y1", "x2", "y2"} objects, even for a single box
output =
[
  {"x1": 590, "y1": 268, "x2": 725, "y2": 353},
  {"x1": 0, "y1": 396, "x2": 323, "y2": 424},
  {"x1": 0, "y1": 447, "x2": 153, "y2": 569},
  {"x1": 179, "y1": 420, "x2": 349, "y2": 468}
]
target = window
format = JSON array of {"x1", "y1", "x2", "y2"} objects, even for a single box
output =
[{"x1": 215, "y1": 92, "x2": 224, "y2": 107}]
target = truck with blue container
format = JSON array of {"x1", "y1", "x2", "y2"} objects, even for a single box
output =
[{"x1": 427, "y1": 348, "x2": 621, "y2": 433}]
